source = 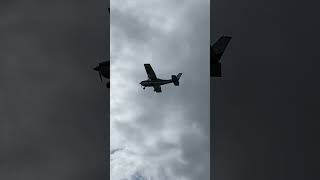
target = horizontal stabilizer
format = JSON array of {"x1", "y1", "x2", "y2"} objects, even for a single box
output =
[{"x1": 172, "y1": 73, "x2": 182, "y2": 86}]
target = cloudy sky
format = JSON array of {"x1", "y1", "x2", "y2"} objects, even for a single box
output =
[{"x1": 110, "y1": 0, "x2": 210, "y2": 179}]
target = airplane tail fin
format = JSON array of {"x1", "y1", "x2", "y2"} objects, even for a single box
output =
[{"x1": 172, "y1": 73, "x2": 182, "y2": 86}]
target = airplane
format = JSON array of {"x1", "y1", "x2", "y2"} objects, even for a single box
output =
[
  {"x1": 94, "y1": 60, "x2": 110, "y2": 88},
  {"x1": 140, "y1": 64, "x2": 182, "y2": 93},
  {"x1": 211, "y1": 36, "x2": 232, "y2": 77}
]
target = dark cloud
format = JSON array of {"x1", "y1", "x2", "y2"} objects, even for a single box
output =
[
  {"x1": 211, "y1": 0, "x2": 320, "y2": 179},
  {"x1": 1, "y1": 0, "x2": 109, "y2": 179}
]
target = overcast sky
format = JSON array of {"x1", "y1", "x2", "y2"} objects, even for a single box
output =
[{"x1": 110, "y1": 0, "x2": 210, "y2": 179}]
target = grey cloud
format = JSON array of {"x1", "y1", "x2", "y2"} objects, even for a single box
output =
[
  {"x1": 111, "y1": 148, "x2": 124, "y2": 155},
  {"x1": 111, "y1": 8, "x2": 156, "y2": 44},
  {"x1": 111, "y1": 0, "x2": 210, "y2": 179}
]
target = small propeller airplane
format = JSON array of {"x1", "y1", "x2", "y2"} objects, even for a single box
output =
[
  {"x1": 211, "y1": 36, "x2": 232, "y2": 77},
  {"x1": 140, "y1": 64, "x2": 182, "y2": 93},
  {"x1": 94, "y1": 60, "x2": 110, "y2": 88}
]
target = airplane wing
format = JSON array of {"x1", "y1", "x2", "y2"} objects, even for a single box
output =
[
  {"x1": 211, "y1": 36, "x2": 232, "y2": 77},
  {"x1": 144, "y1": 64, "x2": 157, "y2": 80},
  {"x1": 153, "y1": 85, "x2": 162, "y2": 93},
  {"x1": 211, "y1": 36, "x2": 231, "y2": 63}
]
